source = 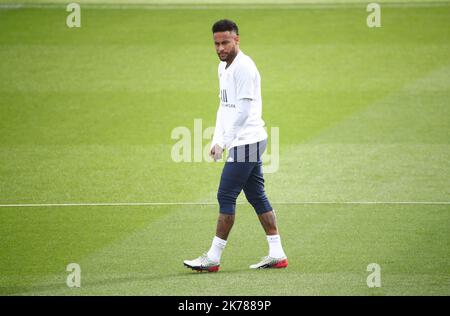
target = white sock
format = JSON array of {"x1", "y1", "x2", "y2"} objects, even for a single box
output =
[
  {"x1": 267, "y1": 235, "x2": 286, "y2": 259},
  {"x1": 207, "y1": 236, "x2": 227, "y2": 262}
]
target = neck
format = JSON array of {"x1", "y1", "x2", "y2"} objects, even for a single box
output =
[{"x1": 226, "y1": 49, "x2": 240, "y2": 68}]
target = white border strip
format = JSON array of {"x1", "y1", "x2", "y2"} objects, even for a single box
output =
[{"x1": 0, "y1": 201, "x2": 448, "y2": 207}]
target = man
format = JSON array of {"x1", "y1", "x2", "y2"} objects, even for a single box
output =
[{"x1": 183, "y1": 19, "x2": 288, "y2": 272}]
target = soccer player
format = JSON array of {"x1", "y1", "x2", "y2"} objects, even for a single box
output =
[{"x1": 183, "y1": 19, "x2": 288, "y2": 272}]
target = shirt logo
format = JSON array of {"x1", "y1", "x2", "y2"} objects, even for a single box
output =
[{"x1": 220, "y1": 89, "x2": 228, "y2": 103}]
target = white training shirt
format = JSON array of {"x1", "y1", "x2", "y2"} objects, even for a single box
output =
[{"x1": 211, "y1": 50, "x2": 268, "y2": 150}]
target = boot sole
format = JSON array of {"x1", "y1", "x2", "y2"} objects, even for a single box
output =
[
  {"x1": 184, "y1": 263, "x2": 220, "y2": 273},
  {"x1": 253, "y1": 259, "x2": 289, "y2": 269}
]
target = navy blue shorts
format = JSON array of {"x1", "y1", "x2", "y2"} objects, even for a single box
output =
[{"x1": 217, "y1": 139, "x2": 273, "y2": 215}]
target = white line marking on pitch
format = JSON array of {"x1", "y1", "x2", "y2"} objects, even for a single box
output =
[{"x1": 0, "y1": 201, "x2": 449, "y2": 208}]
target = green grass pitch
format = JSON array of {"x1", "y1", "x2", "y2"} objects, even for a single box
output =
[{"x1": 0, "y1": 0, "x2": 449, "y2": 295}]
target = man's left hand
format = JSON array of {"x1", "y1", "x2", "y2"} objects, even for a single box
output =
[{"x1": 211, "y1": 144, "x2": 223, "y2": 161}]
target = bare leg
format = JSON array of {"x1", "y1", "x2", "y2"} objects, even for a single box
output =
[
  {"x1": 257, "y1": 210, "x2": 279, "y2": 235},
  {"x1": 215, "y1": 213, "x2": 235, "y2": 240}
]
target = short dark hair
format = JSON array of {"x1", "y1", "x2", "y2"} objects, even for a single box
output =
[{"x1": 212, "y1": 19, "x2": 239, "y2": 35}]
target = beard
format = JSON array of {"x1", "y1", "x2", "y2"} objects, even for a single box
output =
[{"x1": 218, "y1": 53, "x2": 228, "y2": 61}]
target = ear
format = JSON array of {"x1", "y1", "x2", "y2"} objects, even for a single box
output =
[{"x1": 235, "y1": 35, "x2": 240, "y2": 45}]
